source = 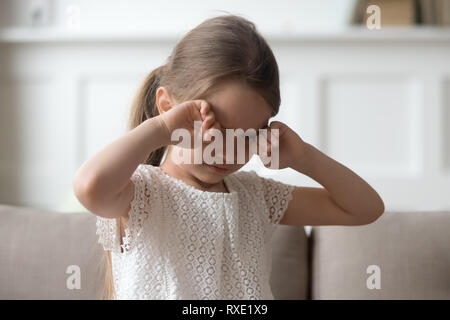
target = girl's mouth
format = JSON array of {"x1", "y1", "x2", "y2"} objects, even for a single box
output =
[{"x1": 206, "y1": 164, "x2": 229, "y2": 174}]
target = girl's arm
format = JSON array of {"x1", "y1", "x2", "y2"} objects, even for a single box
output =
[
  {"x1": 73, "y1": 116, "x2": 170, "y2": 219},
  {"x1": 267, "y1": 121, "x2": 385, "y2": 226},
  {"x1": 73, "y1": 99, "x2": 216, "y2": 219}
]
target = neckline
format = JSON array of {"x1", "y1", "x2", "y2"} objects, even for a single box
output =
[{"x1": 152, "y1": 165, "x2": 237, "y2": 199}]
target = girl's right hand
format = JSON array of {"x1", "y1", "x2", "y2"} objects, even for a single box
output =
[{"x1": 158, "y1": 100, "x2": 221, "y2": 146}]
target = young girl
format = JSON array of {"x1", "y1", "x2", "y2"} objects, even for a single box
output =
[{"x1": 73, "y1": 14, "x2": 384, "y2": 300}]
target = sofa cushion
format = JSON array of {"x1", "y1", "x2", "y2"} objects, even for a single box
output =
[
  {"x1": 0, "y1": 204, "x2": 309, "y2": 300},
  {"x1": 269, "y1": 224, "x2": 309, "y2": 299},
  {"x1": 310, "y1": 211, "x2": 450, "y2": 299},
  {"x1": 0, "y1": 204, "x2": 103, "y2": 299}
]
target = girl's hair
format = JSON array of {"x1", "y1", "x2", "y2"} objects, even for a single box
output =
[{"x1": 103, "y1": 13, "x2": 281, "y2": 299}]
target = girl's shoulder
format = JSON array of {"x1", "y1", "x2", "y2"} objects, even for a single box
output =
[
  {"x1": 231, "y1": 169, "x2": 273, "y2": 184},
  {"x1": 229, "y1": 170, "x2": 295, "y2": 238},
  {"x1": 133, "y1": 163, "x2": 159, "y2": 175},
  {"x1": 230, "y1": 169, "x2": 295, "y2": 202},
  {"x1": 229, "y1": 169, "x2": 287, "y2": 190},
  {"x1": 130, "y1": 163, "x2": 162, "y2": 188},
  {"x1": 131, "y1": 163, "x2": 162, "y2": 199}
]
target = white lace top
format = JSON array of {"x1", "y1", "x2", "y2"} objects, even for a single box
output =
[{"x1": 96, "y1": 164, "x2": 294, "y2": 300}]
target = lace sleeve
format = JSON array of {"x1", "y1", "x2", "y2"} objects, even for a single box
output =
[
  {"x1": 96, "y1": 215, "x2": 121, "y2": 253},
  {"x1": 95, "y1": 164, "x2": 155, "y2": 253},
  {"x1": 257, "y1": 174, "x2": 295, "y2": 239},
  {"x1": 236, "y1": 170, "x2": 295, "y2": 241}
]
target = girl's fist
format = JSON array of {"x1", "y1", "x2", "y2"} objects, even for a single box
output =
[
  {"x1": 158, "y1": 100, "x2": 221, "y2": 146},
  {"x1": 259, "y1": 121, "x2": 308, "y2": 169}
]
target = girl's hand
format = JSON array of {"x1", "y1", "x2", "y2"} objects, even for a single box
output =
[
  {"x1": 158, "y1": 100, "x2": 221, "y2": 146},
  {"x1": 260, "y1": 121, "x2": 308, "y2": 170}
]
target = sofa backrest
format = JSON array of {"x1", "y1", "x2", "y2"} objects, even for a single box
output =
[
  {"x1": 310, "y1": 211, "x2": 450, "y2": 299},
  {"x1": 270, "y1": 224, "x2": 309, "y2": 299},
  {"x1": 0, "y1": 204, "x2": 309, "y2": 299},
  {"x1": 0, "y1": 205, "x2": 104, "y2": 299},
  {"x1": 2, "y1": 204, "x2": 448, "y2": 300}
]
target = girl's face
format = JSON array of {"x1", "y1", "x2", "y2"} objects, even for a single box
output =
[{"x1": 164, "y1": 79, "x2": 273, "y2": 186}]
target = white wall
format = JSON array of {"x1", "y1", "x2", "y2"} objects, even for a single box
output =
[
  {"x1": 1, "y1": 1, "x2": 450, "y2": 213},
  {"x1": 0, "y1": 0, "x2": 357, "y2": 32}
]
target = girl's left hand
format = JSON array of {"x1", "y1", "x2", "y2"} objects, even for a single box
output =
[{"x1": 260, "y1": 121, "x2": 309, "y2": 170}]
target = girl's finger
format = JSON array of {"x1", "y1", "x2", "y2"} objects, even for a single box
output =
[
  {"x1": 199, "y1": 100, "x2": 210, "y2": 118},
  {"x1": 265, "y1": 127, "x2": 272, "y2": 145},
  {"x1": 202, "y1": 113, "x2": 215, "y2": 133},
  {"x1": 258, "y1": 128, "x2": 268, "y2": 145},
  {"x1": 203, "y1": 120, "x2": 224, "y2": 141},
  {"x1": 258, "y1": 129, "x2": 272, "y2": 157},
  {"x1": 210, "y1": 121, "x2": 222, "y2": 131}
]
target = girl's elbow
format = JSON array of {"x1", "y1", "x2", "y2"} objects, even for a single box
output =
[
  {"x1": 376, "y1": 197, "x2": 385, "y2": 217},
  {"x1": 353, "y1": 199, "x2": 385, "y2": 226},
  {"x1": 367, "y1": 199, "x2": 385, "y2": 224},
  {"x1": 72, "y1": 173, "x2": 100, "y2": 212}
]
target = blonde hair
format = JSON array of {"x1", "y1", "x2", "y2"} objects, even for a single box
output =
[{"x1": 103, "y1": 13, "x2": 281, "y2": 299}]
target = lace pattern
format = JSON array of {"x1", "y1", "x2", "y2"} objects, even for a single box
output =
[
  {"x1": 95, "y1": 215, "x2": 120, "y2": 252},
  {"x1": 230, "y1": 170, "x2": 295, "y2": 242},
  {"x1": 95, "y1": 164, "x2": 295, "y2": 299},
  {"x1": 261, "y1": 174, "x2": 295, "y2": 237},
  {"x1": 95, "y1": 165, "x2": 153, "y2": 253}
]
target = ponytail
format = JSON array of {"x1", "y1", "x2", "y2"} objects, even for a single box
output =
[{"x1": 128, "y1": 65, "x2": 168, "y2": 166}]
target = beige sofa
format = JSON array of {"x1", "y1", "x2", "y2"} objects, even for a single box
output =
[{"x1": 0, "y1": 204, "x2": 449, "y2": 299}]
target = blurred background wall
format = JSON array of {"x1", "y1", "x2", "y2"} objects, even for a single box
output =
[
  {"x1": 0, "y1": 0, "x2": 449, "y2": 213},
  {"x1": 0, "y1": 0, "x2": 356, "y2": 32}
]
